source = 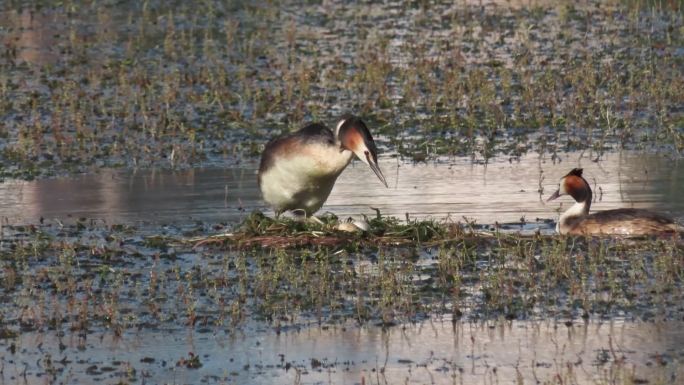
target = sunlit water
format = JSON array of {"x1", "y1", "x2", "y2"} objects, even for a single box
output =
[
  {"x1": 4, "y1": 318, "x2": 683, "y2": 384},
  {"x1": 1, "y1": 151, "x2": 683, "y2": 230}
]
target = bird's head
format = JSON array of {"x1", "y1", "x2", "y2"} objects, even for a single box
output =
[
  {"x1": 547, "y1": 168, "x2": 591, "y2": 203},
  {"x1": 335, "y1": 115, "x2": 388, "y2": 188}
]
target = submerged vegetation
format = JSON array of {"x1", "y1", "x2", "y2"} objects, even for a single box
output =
[
  {"x1": 1, "y1": 213, "x2": 682, "y2": 335},
  {"x1": 1, "y1": 212, "x2": 682, "y2": 382},
  {"x1": 0, "y1": 0, "x2": 683, "y2": 179}
]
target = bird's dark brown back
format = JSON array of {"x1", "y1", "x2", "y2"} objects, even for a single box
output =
[
  {"x1": 257, "y1": 123, "x2": 335, "y2": 184},
  {"x1": 570, "y1": 208, "x2": 679, "y2": 235}
]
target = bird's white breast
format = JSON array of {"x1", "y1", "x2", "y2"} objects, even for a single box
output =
[{"x1": 259, "y1": 144, "x2": 353, "y2": 214}]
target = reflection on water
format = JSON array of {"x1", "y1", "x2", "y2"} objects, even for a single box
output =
[
  {"x1": 4, "y1": 319, "x2": 683, "y2": 384},
  {"x1": 0, "y1": 151, "x2": 683, "y2": 227}
]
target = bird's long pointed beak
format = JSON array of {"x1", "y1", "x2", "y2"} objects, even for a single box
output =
[
  {"x1": 547, "y1": 189, "x2": 561, "y2": 202},
  {"x1": 369, "y1": 159, "x2": 388, "y2": 188},
  {"x1": 370, "y1": 162, "x2": 389, "y2": 188}
]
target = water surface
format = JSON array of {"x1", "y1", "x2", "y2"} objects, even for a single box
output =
[
  {"x1": 1, "y1": 151, "x2": 682, "y2": 229},
  {"x1": 3, "y1": 318, "x2": 682, "y2": 384}
]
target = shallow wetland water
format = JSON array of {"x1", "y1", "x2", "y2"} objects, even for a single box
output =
[
  {"x1": 5, "y1": 318, "x2": 684, "y2": 384},
  {"x1": 1, "y1": 0, "x2": 683, "y2": 384},
  {"x1": 1, "y1": 152, "x2": 683, "y2": 384}
]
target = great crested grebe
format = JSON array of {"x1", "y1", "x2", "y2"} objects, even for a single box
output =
[
  {"x1": 547, "y1": 168, "x2": 681, "y2": 236},
  {"x1": 258, "y1": 115, "x2": 388, "y2": 217}
]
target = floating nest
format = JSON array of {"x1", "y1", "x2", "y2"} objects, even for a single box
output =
[
  {"x1": 181, "y1": 211, "x2": 684, "y2": 250},
  {"x1": 183, "y1": 211, "x2": 522, "y2": 250}
]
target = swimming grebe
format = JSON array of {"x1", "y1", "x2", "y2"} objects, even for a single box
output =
[
  {"x1": 258, "y1": 115, "x2": 388, "y2": 217},
  {"x1": 547, "y1": 168, "x2": 681, "y2": 236}
]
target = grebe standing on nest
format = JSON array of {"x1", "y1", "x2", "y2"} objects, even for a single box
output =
[
  {"x1": 547, "y1": 168, "x2": 681, "y2": 236},
  {"x1": 258, "y1": 115, "x2": 388, "y2": 217}
]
